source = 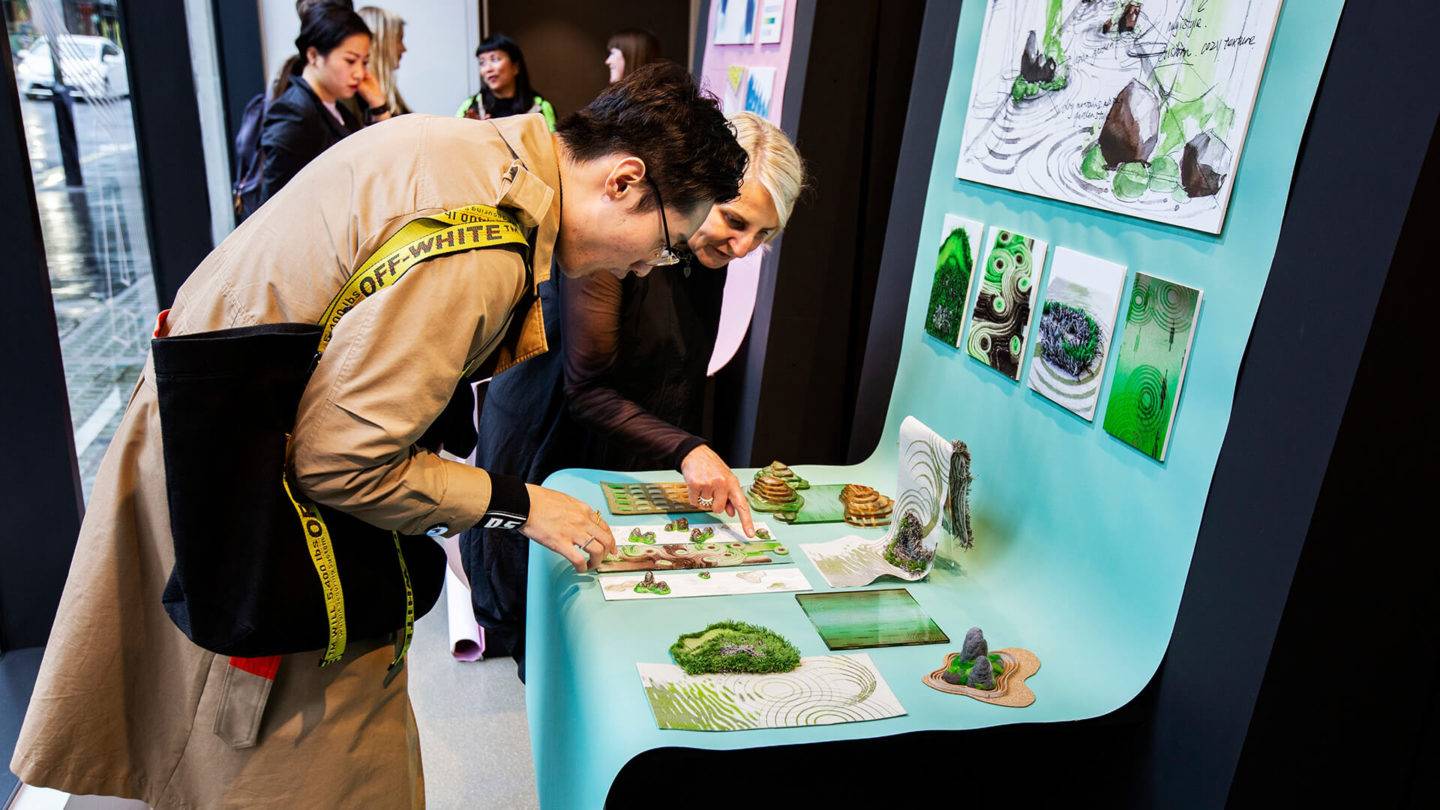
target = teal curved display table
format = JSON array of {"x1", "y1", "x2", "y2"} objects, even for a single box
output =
[{"x1": 527, "y1": 2, "x2": 1344, "y2": 807}]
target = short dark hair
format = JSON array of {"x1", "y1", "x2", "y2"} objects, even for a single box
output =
[{"x1": 558, "y1": 62, "x2": 746, "y2": 214}]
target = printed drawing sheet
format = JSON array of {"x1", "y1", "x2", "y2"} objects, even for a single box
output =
[
  {"x1": 637, "y1": 653, "x2": 905, "y2": 731},
  {"x1": 599, "y1": 568, "x2": 811, "y2": 601},
  {"x1": 956, "y1": 0, "x2": 1284, "y2": 234},
  {"x1": 611, "y1": 521, "x2": 781, "y2": 546}
]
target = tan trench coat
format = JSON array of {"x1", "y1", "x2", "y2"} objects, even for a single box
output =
[{"x1": 11, "y1": 113, "x2": 559, "y2": 808}]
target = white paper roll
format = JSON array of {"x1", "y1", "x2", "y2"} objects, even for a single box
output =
[{"x1": 445, "y1": 562, "x2": 484, "y2": 661}]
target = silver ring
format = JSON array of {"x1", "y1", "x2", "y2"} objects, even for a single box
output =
[
  {"x1": 582, "y1": 537, "x2": 600, "y2": 552},
  {"x1": 697, "y1": 495, "x2": 715, "y2": 509}
]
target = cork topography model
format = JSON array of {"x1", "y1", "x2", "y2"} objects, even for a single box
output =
[{"x1": 923, "y1": 627, "x2": 1040, "y2": 707}]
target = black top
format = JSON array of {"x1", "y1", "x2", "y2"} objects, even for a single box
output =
[
  {"x1": 259, "y1": 76, "x2": 363, "y2": 202},
  {"x1": 461, "y1": 261, "x2": 727, "y2": 673},
  {"x1": 474, "y1": 262, "x2": 727, "y2": 483},
  {"x1": 562, "y1": 267, "x2": 726, "y2": 470}
]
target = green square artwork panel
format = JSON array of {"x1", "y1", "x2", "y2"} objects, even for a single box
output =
[
  {"x1": 1102, "y1": 272, "x2": 1203, "y2": 461},
  {"x1": 795, "y1": 588, "x2": 950, "y2": 651},
  {"x1": 923, "y1": 215, "x2": 984, "y2": 347},
  {"x1": 966, "y1": 226, "x2": 1049, "y2": 380}
]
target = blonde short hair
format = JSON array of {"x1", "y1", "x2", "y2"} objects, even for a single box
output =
[{"x1": 728, "y1": 112, "x2": 806, "y2": 235}]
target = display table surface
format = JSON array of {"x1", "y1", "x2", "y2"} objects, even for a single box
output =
[
  {"x1": 525, "y1": 1, "x2": 1343, "y2": 805},
  {"x1": 526, "y1": 461, "x2": 1161, "y2": 810}
]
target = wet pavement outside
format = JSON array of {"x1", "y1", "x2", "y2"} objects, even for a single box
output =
[{"x1": 20, "y1": 92, "x2": 158, "y2": 499}]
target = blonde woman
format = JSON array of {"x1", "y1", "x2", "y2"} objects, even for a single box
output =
[
  {"x1": 357, "y1": 5, "x2": 409, "y2": 115},
  {"x1": 464, "y1": 112, "x2": 806, "y2": 676}
]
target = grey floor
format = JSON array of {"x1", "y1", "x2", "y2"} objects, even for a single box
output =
[{"x1": 408, "y1": 582, "x2": 539, "y2": 810}]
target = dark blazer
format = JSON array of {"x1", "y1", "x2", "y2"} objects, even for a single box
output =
[{"x1": 259, "y1": 76, "x2": 363, "y2": 202}]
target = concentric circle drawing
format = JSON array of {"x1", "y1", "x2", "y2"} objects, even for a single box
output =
[
  {"x1": 639, "y1": 654, "x2": 905, "y2": 731},
  {"x1": 967, "y1": 228, "x2": 1048, "y2": 380},
  {"x1": 1103, "y1": 272, "x2": 1202, "y2": 461}
]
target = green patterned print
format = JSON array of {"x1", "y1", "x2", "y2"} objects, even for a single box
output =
[
  {"x1": 1102, "y1": 273, "x2": 1202, "y2": 461},
  {"x1": 638, "y1": 654, "x2": 904, "y2": 731},
  {"x1": 967, "y1": 229, "x2": 1044, "y2": 380},
  {"x1": 924, "y1": 225, "x2": 976, "y2": 345}
]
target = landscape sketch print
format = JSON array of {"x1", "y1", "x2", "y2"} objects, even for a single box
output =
[{"x1": 956, "y1": 0, "x2": 1284, "y2": 234}]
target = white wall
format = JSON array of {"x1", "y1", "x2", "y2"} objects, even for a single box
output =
[{"x1": 258, "y1": 0, "x2": 481, "y2": 117}]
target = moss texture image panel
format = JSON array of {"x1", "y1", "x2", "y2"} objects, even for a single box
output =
[
  {"x1": 1027, "y1": 247, "x2": 1127, "y2": 420},
  {"x1": 796, "y1": 588, "x2": 949, "y2": 651},
  {"x1": 1102, "y1": 272, "x2": 1203, "y2": 461},
  {"x1": 923, "y1": 214, "x2": 984, "y2": 347},
  {"x1": 956, "y1": 0, "x2": 1285, "y2": 234},
  {"x1": 966, "y1": 227, "x2": 1049, "y2": 380},
  {"x1": 636, "y1": 653, "x2": 906, "y2": 731}
]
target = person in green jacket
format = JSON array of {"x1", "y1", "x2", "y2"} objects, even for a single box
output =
[{"x1": 457, "y1": 33, "x2": 556, "y2": 130}]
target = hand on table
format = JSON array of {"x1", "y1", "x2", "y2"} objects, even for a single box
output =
[
  {"x1": 520, "y1": 484, "x2": 615, "y2": 573},
  {"x1": 680, "y1": 444, "x2": 755, "y2": 537}
]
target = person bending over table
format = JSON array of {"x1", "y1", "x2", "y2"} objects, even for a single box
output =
[
  {"x1": 464, "y1": 112, "x2": 806, "y2": 676},
  {"x1": 10, "y1": 63, "x2": 745, "y2": 809}
]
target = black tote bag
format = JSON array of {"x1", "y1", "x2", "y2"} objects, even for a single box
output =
[
  {"x1": 152, "y1": 204, "x2": 529, "y2": 661},
  {"x1": 153, "y1": 323, "x2": 445, "y2": 657}
]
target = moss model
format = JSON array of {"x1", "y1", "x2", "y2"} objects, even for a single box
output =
[
  {"x1": 941, "y1": 627, "x2": 1005, "y2": 690},
  {"x1": 884, "y1": 511, "x2": 935, "y2": 574},
  {"x1": 634, "y1": 571, "x2": 670, "y2": 595},
  {"x1": 669, "y1": 620, "x2": 802, "y2": 676}
]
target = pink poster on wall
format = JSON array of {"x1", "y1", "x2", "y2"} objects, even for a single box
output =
[{"x1": 699, "y1": 0, "x2": 798, "y2": 375}]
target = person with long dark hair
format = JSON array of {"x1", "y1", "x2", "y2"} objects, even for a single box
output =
[
  {"x1": 456, "y1": 33, "x2": 556, "y2": 130},
  {"x1": 261, "y1": 4, "x2": 391, "y2": 202}
]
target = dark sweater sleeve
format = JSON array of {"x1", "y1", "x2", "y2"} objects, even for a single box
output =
[
  {"x1": 562, "y1": 273, "x2": 707, "y2": 470},
  {"x1": 259, "y1": 96, "x2": 323, "y2": 202}
]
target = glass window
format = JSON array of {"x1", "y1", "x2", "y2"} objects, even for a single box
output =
[{"x1": 7, "y1": 1, "x2": 155, "y2": 500}]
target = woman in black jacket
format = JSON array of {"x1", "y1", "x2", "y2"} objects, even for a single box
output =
[{"x1": 260, "y1": 5, "x2": 391, "y2": 203}]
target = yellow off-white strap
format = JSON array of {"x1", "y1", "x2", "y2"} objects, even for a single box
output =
[
  {"x1": 384, "y1": 531, "x2": 416, "y2": 687},
  {"x1": 317, "y1": 205, "x2": 528, "y2": 354},
  {"x1": 282, "y1": 471, "x2": 347, "y2": 665},
  {"x1": 292, "y1": 204, "x2": 529, "y2": 668}
]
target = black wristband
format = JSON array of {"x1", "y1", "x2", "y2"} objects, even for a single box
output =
[{"x1": 482, "y1": 473, "x2": 531, "y2": 531}]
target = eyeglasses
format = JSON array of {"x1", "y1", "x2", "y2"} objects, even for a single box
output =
[{"x1": 644, "y1": 177, "x2": 685, "y2": 267}]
